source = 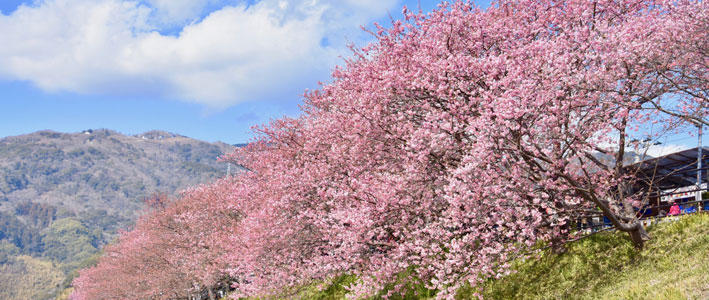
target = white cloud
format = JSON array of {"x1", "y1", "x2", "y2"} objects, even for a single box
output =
[{"x1": 0, "y1": 0, "x2": 398, "y2": 108}]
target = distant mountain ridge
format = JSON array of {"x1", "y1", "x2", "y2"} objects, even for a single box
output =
[
  {"x1": 0, "y1": 129, "x2": 234, "y2": 221},
  {"x1": 0, "y1": 129, "x2": 235, "y2": 299}
]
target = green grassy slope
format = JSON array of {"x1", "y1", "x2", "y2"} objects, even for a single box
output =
[
  {"x1": 292, "y1": 213, "x2": 709, "y2": 300},
  {"x1": 480, "y1": 213, "x2": 709, "y2": 300}
]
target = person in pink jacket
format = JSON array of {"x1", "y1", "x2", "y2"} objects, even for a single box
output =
[{"x1": 668, "y1": 202, "x2": 681, "y2": 216}]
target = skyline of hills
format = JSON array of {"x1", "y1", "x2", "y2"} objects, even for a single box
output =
[
  {"x1": 0, "y1": 128, "x2": 236, "y2": 299},
  {"x1": 0, "y1": 128, "x2": 235, "y2": 218}
]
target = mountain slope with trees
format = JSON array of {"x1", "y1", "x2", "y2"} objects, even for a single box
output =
[{"x1": 0, "y1": 129, "x2": 234, "y2": 299}]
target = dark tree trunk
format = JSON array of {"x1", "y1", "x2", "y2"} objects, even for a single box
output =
[{"x1": 627, "y1": 222, "x2": 650, "y2": 249}]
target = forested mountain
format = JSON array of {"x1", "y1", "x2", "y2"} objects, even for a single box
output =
[{"x1": 0, "y1": 129, "x2": 234, "y2": 299}]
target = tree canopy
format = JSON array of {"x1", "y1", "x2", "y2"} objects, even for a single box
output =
[{"x1": 72, "y1": 0, "x2": 707, "y2": 299}]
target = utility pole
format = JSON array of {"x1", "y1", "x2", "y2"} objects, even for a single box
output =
[{"x1": 698, "y1": 124, "x2": 703, "y2": 204}]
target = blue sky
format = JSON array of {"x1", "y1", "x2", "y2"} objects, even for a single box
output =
[
  {"x1": 0, "y1": 0, "x2": 491, "y2": 144},
  {"x1": 0, "y1": 0, "x2": 704, "y2": 156}
]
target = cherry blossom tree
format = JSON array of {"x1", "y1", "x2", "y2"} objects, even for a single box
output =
[
  {"x1": 222, "y1": 0, "x2": 706, "y2": 296},
  {"x1": 73, "y1": 0, "x2": 707, "y2": 299},
  {"x1": 71, "y1": 179, "x2": 242, "y2": 300}
]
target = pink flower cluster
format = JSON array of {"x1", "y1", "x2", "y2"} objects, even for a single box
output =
[
  {"x1": 71, "y1": 179, "x2": 244, "y2": 299},
  {"x1": 72, "y1": 1, "x2": 707, "y2": 299}
]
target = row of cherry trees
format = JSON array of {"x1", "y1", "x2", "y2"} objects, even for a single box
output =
[
  {"x1": 71, "y1": 180, "x2": 243, "y2": 299},
  {"x1": 72, "y1": 0, "x2": 707, "y2": 299}
]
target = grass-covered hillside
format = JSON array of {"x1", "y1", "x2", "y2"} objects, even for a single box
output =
[
  {"x1": 480, "y1": 213, "x2": 709, "y2": 300},
  {"x1": 295, "y1": 213, "x2": 709, "y2": 300}
]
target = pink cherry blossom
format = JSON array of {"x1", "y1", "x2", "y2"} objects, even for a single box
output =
[{"x1": 72, "y1": 1, "x2": 707, "y2": 299}]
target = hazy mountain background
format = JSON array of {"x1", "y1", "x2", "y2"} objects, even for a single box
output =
[{"x1": 0, "y1": 129, "x2": 235, "y2": 299}]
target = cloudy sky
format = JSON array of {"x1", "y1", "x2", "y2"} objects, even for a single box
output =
[
  {"x1": 1, "y1": 0, "x2": 483, "y2": 144},
  {"x1": 0, "y1": 0, "x2": 703, "y2": 155}
]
